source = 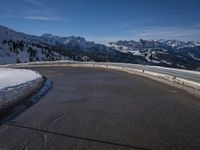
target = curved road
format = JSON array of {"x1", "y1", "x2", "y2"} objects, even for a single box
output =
[{"x1": 0, "y1": 66, "x2": 200, "y2": 150}]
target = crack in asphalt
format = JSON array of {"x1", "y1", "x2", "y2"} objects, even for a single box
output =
[
  {"x1": 5, "y1": 123, "x2": 151, "y2": 150},
  {"x1": 22, "y1": 134, "x2": 41, "y2": 150},
  {"x1": 50, "y1": 112, "x2": 66, "y2": 126},
  {"x1": 75, "y1": 114, "x2": 92, "y2": 150}
]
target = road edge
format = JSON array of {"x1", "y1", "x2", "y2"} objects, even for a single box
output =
[
  {"x1": 3, "y1": 62, "x2": 200, "y2": 98},
  {"x1": 0, "y1": 76, "x2": 44, "y2": 116}
]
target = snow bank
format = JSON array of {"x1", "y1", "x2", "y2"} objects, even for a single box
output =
[
  {"x1": 0, "y1": 68, "x2": 41, "y2": 90},
  {"x1": 0, "y1": 68, "x2": 43, "y2": 113}
]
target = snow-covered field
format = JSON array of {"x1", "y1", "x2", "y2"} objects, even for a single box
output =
[{"x1": 0, "y1": 68, "x2": 43, "y2": 112}]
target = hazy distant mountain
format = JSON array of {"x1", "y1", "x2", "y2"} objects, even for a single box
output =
[
  {"x1": 0, "y1": 25, "x2": 200, "y2": 70},
  {"x1": 108, "y1": 39, "x2": 200, "y2": 69}
]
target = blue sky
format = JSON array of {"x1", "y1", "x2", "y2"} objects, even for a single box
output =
[{"x1": 0, "y1": 0, "x2": 200, "y2": 43}]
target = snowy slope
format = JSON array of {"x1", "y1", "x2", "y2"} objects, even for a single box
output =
[
  {"x1": 108, "y1": 39, "x2": 200, "y2": 59},
  {"x1": 108, "y1": 39, "x2": 200, "y2": 69},
  {"x1": 0, "y1": 25, "x2": 64, "y2": 64},
  {"x1": 0, "y1": 25, "x2": 200, "y2": 69},
  {"x1": 0, "y1": 25, "x2": 140, "y2": 64}
]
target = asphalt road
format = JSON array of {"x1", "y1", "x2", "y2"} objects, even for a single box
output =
[
  {"x1": 5, "y1": 61, "x2": 200, "y2": 83},
  {"x1": 0, "y1": 66, "x2": 200, "y2": 150}
]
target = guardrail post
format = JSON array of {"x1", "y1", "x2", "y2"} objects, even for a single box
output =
[{"x1": 0, "y1": 91, "x2": 3, "y2": 102}]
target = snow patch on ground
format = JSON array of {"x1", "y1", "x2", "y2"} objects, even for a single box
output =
[
  {"x1": 152, "y1": 60, "x2": 160, "y2": 64},
  {"x1": 161, "y1": 60, "x2": 172, "y2": 65},
  {"x1": 189, "y1": 53, "x2": 200, "y2": 61},
  {"x1": 0, "y1": 68, "x2": 41, "y2": 90},
  {"x1": 0, "y1": 68, "x2": 43, "y2": 113}
]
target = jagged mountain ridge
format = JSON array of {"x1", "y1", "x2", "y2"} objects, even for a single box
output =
[
  {"x1": 108, "y1": 39, "x2": 200, "y2": 69},
  {"x1": 0, "y1": 25, "x2": 144, "y2": 64},
  {"x1": 0, "y1": 25, "x2": 200, "y2": 70},
  {"x1": 108, "y1": 39, "x2": 200, "y2": 59}
]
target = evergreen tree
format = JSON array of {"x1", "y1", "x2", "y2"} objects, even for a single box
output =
[{"x1": 16, "y1": 57, "x2": 21, "y2": 63}]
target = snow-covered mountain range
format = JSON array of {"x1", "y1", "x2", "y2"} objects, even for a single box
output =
[
  {"x1": 0, "y1": 25, "x2": 143, "y2": 65},
  {"x1": 108, "y1": 39, "x2": 200, "y2": 69},
  {"x1": 108, "y1": 39, "x2": 200, "y2": 59},
  {"x1": 0, "y1": 25, "x2": 200, "y2": 70}
]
